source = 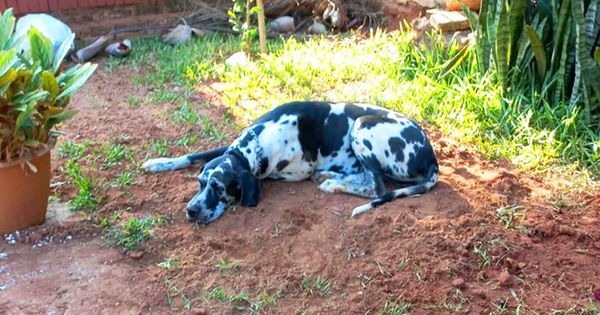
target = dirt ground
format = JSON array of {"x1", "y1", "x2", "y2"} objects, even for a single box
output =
[{"x1": 1, "y1": 60, "x2": 600, "y2": 314}]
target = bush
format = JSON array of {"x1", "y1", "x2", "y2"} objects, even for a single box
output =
[{"x1": 0, "y1": 9, "x2": 96, "y2": 163}]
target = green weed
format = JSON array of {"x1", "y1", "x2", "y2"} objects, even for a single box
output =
[
  {"x1": 158, "y1": 255, "x2": 181, "y2": 271},
  {"x1": 207, "y1": 287, "x2": 228, "y2": 302},
  {"x1": 379, "y1": 300, "x2": 413, "y2": 315},
  {"x1": 57, "y1": 140, "x2": 92, "y2": 159},
  {"x1": 63, "y1": 160, "x2": 98, "y2": 211},
  {"x1": 217, "y1": 258, "x2": 241, "y2": 271},
  {"x1": 108, "y1": 215, "x2": 164, "y2": 251}
]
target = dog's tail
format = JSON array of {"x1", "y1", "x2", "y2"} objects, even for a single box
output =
[
  {"x1": 142, "y1": 146, "x2": 228, "y2": 173},
  {"x1": 351, "y1": 163, "x2": 439, "y2": 218}
]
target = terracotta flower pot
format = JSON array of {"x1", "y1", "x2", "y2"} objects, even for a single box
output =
[
  {"x1": 0, "y1": 144, "x2": 53, "y2": 234},
  {"x1": 446, "y1": 0, "x2": 481, "y2": 11}
]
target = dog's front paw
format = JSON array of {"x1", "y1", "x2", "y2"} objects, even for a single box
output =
[{"x1": 141, "y1": 157, "x2": 181, "y2": 173}]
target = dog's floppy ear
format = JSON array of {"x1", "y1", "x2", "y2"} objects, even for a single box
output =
[{"x1": 237, "y1": 169, "x2": 261, "y2": 207}]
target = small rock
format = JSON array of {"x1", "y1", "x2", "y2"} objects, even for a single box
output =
[
  {"x1": 594, "y1": 241, "x2": 600, "y2": 250},
  {"x1": 452, "y1": 277, "x2": 466, "y2": 289},
  {"x1": 128, "y1": 251, "x2": 144, "y2": 259},
  {"x1": 497, "y1": 270, "x2": 511, "y2": 286},
  {"x1": 226, "y1": 52, "x2": 249, "y2": 68},
  {"x1": 190, "y1": 308, "x2": 207, "y2": 315}
]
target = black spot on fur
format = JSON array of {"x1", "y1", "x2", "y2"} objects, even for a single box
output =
[
  {"x1": 320, "y1": 113, "x2": 348, "y2": 157},
  {"x1": 358, "y1": 116, "x2": 396, "y2": 129},
  {"x1": 281, "y1": 120, "x2": 290, "y2": 125},
  {"x1": 343, "y1": 104, "x2": 388, "y2": 118},
  {"x1": 332, "y1": 152, "x2": 338, "y2": 158},
  {"x1": 401, "y1": 125, "x2": 424, "y2": 143},
  {"x1": 292, "y1": 121, "x2": 297, "y2": 126},
  {"x1": 363, "y1": 139, "x2": 372, "y2": 150},
  {"x1": 388, "y1": 137, "x2": 406, "y2": 162},
  {"x1": 328, "y1": 165, "x2": 343, "y2": 173},
  {"x1": 246, "y1": 148, "x2": 251, "y2": 154},
  {"x1": 352, "y1": 159, "x2": 362, "y2": 170},
  {"x1": 406, "y1": 141, "x2": 438, "y2": 178},
  {"x1": 276, "y1": 160, "x2": 289, "y2": 171},
  {"x1": 284, "y1": 140, "x2": 288, "y2": 144},
  {"x1": 238, "y1": 124, "x2": 266, "y2": 148},
  {"x1": 385, "y1": 150, "x2": 389, "y2": 157}
]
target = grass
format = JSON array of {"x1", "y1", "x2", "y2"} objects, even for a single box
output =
[
  {"x1": 300, "y1": 276, "x2": 331, "y2": 297},
  {"x1": 379, "y1": 300, "x2": 413, "y2": 315},
  {"x1": 495, "y1": 205, "x2": 526, "y2": 229},
  {"x1": 216, "y1": 258, "x2": 241, "y2": 271},
  {"x1": 205, "y1": 287, "x2": 278, "y2": 313},
  {"x1": 119, "y1": 29, "x2": 596, "y2": 186},
  {"x1": 107, "y1": 215, "x2": 165, "y2": 251}
]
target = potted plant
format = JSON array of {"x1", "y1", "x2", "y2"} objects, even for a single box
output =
[{"x1": 0, "y1": 9, "x2": 97, "y2": 233}]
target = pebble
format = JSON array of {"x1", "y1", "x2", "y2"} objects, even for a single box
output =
[
  {"x1": 128, "y1": 251, "x2": 145, "y2": 259},
  {"x1": 451, "y1": 277, "x2": 466, "y2": 289},
  {"x1": 497, "y1": 270, "x2": 511, "y2": 286}
]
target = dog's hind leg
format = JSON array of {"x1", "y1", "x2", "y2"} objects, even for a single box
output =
[
  {"x1": 142, "y1": 146, "x2": 228, "y2": 173},
  {"x1": 317, "y1": 172, "x2": 379, "y2": 198}
]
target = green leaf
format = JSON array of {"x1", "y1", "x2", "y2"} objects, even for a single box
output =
[
  {"x1": 53, "y1": 33, "x2": 75, "y2": 74},
  {"x1": 595, "y1": 48, "x2": 600, "y2": 65},
  {"x1": 41, "y1": 70, "x2": 59, "y2": 101},
  {"x1": 440, "y1": 44, "x2": 472, "y2": 78},
  {"x1": 0, "y1": 48, "x2": 16, "y2": 78},
  {"x1": 56, "y1": 63, "x2": 97, "y2": 100},
  {"x1": 0, "y1": 8, "x2": 15, "y2": 50},
  {"x1": 0, "y1": 67, "x2": 17, "y2": 93},
  {"x1": 525, "y1": 25, "x2": 547, "y2": 80},
  {"x1": 28, "y1": 27, "x2": 53, "y2": 71},
  {"x1": 44, "y1": 109, "x2": 77, "y2": 131}
]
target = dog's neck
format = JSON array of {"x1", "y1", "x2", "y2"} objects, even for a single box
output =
[{"x1": 226, "y1": 136, "x2": 265, "y2": 177}]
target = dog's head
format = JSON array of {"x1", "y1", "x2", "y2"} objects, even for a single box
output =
[{"x1": 186, "y1": 154, "x2": 261, "y2": 224}]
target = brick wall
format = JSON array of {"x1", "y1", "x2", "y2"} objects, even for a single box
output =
[{"x1": 0, "y1": 0, "x2": 162, "y2": 15}]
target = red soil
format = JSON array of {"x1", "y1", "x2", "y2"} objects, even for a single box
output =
[{"x1": 1, "y1": 61, "x2": 599, "y2": 314}]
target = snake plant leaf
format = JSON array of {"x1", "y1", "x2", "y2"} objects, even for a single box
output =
[
  {"x1": 53, "y1": 33, "x2": 74, "y2": 74},
  {"x1": 41, "y1": 70, "x2": 59, "y2": 101},
  {"x1": 496, "y1": 1, "x2": 510, "y2": 90},
  {"x1": 525, "y1": 25, "x2": 547, "y2": 79},
  {"x1": 28, "y1": 27, "x2": 53, "y2": 71},
  {"x1": 551, "y1": 0, "x2": 572, "y2": 67},
  {"x1": 0, "y1": 9, "x2": 14, "y2": 50},
  {"x1": 508, "y1": 0, "x2": 528, "y2": 66},
  {"x1": 56, "y1": 63, "x2": 97, "y2": 100},
  {"x1": 572, "y1": 0, "x2": 600, "y2": 96},
  {"x1": 44, "y1": 109, "x2": 77, "y2": 131},
  {"x1": 584, "y1": 0, "x2": 597, "y2": 49}
]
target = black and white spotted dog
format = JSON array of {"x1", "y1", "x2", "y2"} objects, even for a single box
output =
[{"x1": 143, "y1": 101, "x2": 439, "y2": 224}]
